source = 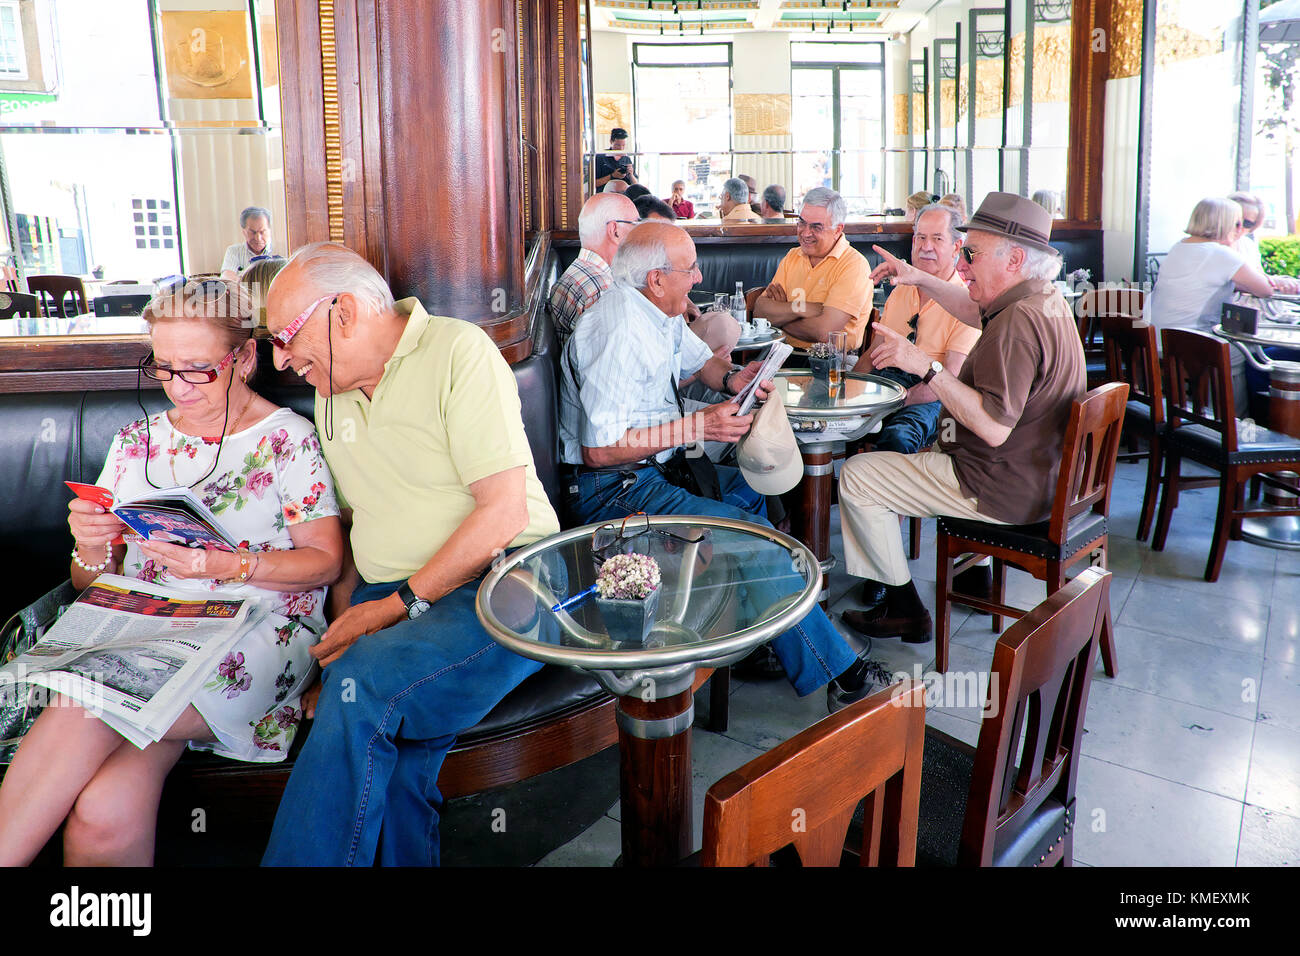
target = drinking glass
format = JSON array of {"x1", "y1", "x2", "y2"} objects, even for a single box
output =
[{"x1": 828, "y1": 330, "x2": 848, "y2": 396}]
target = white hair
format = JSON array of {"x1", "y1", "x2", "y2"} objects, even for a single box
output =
[
  {"x1": 801, "y1": 187, "x2": 846, "y2": 227},
  {"x1": 915, "y1": 203, "x2": 964, "y2": 243},
  {"x1": 610, "y1": 232, "x2": 673, "y2": 290},
  {"x1": 578, "y1": 196, "x2": 627, "y2": 247},
  {"x1": 996, "y1": 238, "x2": 1064, "y2": 282},
  {"x1": 277, "y1": 241, "x2": 396, "y2": 316},
  {"x1": 722, "y1": 178, "x2": 749, "y2": 204}
]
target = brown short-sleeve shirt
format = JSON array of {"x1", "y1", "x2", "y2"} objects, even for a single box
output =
[{"x1": 938, "y1": 280, "x2": 1085, "y2": 524}]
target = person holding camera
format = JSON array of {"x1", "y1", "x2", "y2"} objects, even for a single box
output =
[{"x1": 594, "y1": 128, "x2": 638, "y2": 191}]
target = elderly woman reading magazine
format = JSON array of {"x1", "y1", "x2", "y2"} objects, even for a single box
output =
[{"x1": 0, "y1": 278, "x2": 343, "y2": 866}]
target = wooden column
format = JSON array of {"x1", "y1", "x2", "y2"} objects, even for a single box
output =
[
  {"x1": 1066, "y1": 0, "x2": 1112, "y2": 223},
  {"x1": 277, "y1": 0, "x2": 528, "y2": 343}
]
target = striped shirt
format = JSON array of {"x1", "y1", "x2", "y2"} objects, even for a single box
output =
[
  {"x1": 560, "y1": 282, "x2": 713, "y2": 465},
  {"x1": 549, "y1": 248, "x2": 613, "y2": 346}
]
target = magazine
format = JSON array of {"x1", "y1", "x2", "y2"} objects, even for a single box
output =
[
  {"x1": 66, "y1": 481, "x2": 239, "y2": 550},
  {"x1": 0, "y1": 575, "x2": 263, "y2": 749},
  {"x1": 735, "y1": 341, "x2": 794, "y2": 415}
]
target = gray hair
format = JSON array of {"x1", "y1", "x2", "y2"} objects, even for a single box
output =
[
  {"x1": 1030, "y1": 190, "x2": 1059, "y2": 216},
  {"x1": 240, "y1": 205, "x2": 272, "y2": 228},
  {"x1": 994, "y1": 237, "x2": 1063, "y2": 283},
  {"x1": 761, "y1": 184, "x2": 786, "y2": 214},
  {"x1": 277, "y1": 241, "x2": 396, "y2": 316},
  {"x1": 800, "y1": 187, "x2": 846, "y2": 227},
  {"x1": 914, "y1": 203, "x2": 964, "y2": 243},
  {"x1": 722, "y1": 178, "x2": 749, "y2": 204},
  {"x1": 610, "y1": 229, "x2": 673, "y2": 290}
]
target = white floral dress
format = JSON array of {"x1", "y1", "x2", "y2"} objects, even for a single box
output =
[{"x1": 95, "y1": 407, "x2": 340, "y2": 762}]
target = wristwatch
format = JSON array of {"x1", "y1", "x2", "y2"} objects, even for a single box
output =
[
  {"x1": 722, "y1": 364, "x2": 744, "y2": 395},
  {"x1": 922, "y1": 360, "x2": 944, "y2": 385},
  {"x1": 397, "y1": 581, "x2": 431, "y2": 620}
]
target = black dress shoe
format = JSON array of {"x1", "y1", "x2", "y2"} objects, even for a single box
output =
[
  {"x1": 954, "y1": 564, "x2": 994, "y2": 614},
  {"x1": 859, "y1": 579, "x2": 888, "y2": 608},
  {"x1": 841, "y1": 606, "x2": 932, "y2": 644}
]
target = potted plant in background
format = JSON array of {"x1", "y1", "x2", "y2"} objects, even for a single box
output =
[
  {"x1": 807, "y1": 341, "x2": 834, "y2": 383},
  {"x1": 594, "y1": 552, "x2": 662, "y2": 645}
]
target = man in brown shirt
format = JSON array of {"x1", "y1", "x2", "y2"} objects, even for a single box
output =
[{"x1": 836, "y1": 192, "x2": 1085, "y2": 641}]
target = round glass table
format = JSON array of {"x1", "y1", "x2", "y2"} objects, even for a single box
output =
[
  {"x1": 774, "y1": 370, "x2": 907, "y2": 605},
  {"x1": 475, "y1": 515, "x2": 821, "y2": 866},
  {"x1": 1215, "y1": 322, "x2": 1300, "y2": 549}
]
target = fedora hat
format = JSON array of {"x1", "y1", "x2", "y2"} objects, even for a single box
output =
[
  {"x1": 957, "y1": 191, "x2": 1056, "y2": 254},
  {"x1": 737, "y1": 390, "x2": 802, "y2": 496}
]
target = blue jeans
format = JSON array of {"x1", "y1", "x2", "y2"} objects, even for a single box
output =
[
  {"x1": 262, "y1": 577, "x2": 546, "y2": 867},
  {"x1": 872, "y1": 400, "x2": 943, "y2": 454},
  {"x1": 566, "y1": 463, "x2": 857, "y2": 696}
]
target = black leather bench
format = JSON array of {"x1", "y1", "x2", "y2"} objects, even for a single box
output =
[{"x1": 0, "y1": 307, "x2": 619, "y2": 850}]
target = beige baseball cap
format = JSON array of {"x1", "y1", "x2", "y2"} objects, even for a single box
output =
[
  {"x1": 691, "y1": 309, "x2": 741, "y2": 353},
  {"x1": 737, "y1": 390, "x2": 802, "y2": 495}
]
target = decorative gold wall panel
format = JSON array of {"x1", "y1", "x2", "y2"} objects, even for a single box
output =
[
  {"x1": 735, "y1": 94, "x2": 791, "y2": 137},
  {"x1": 1108, "y1": 0, "x2": 1144, "y2": 79},
  {"x1": 318, "y1": 0, "x2": 343, "y2": 242},
  {"x1": 974, "y1": 59, "x2": 1004, "y2": 119},
  {"x1": 1005, "y1": 24, "x2": 1071, "y2": 108},
  {"x1": 893, "y1": 93, "x2": 909, "y2": 137},
  {"x1": 595, "y1": 93, "x2": 632, "y2": 142},
  {"x1": 160, "y1": 11, "x2": 253, "y2": 100}
]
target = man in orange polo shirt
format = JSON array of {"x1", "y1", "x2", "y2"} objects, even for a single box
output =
[
  {"x1": 754, "y1": 187, "x2": 873, "y2": 349},
  {"x1": 853, "y1": 202, "x2": 979, "y2": 453}
]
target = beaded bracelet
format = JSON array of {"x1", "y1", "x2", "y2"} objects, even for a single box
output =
[{"x1": 72, "y1": 542, "x2": 114, "y2": 573}]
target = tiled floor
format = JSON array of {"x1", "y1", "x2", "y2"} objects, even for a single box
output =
[{"x1": 450, "y1": 460, "x2": 1300, "y2": 866}]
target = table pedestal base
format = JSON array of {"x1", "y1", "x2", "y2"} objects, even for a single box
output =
[
  {"x1": 1241, "y1": 515, "x2": 1300, "y2": 551},
  {"x1": 792, "y1": 441, "x2": 834, "y2": 610},
  {"x1": 616, "y1": 689, "x2": 694, "y2": 867}
]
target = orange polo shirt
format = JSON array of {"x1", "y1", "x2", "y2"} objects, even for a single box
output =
[
  {"x1": 769, "y1": 233, "x2": 873, "y2": 349},
  {"x1": 872, "y1": 269, "x2": 981, "y2": 362}
]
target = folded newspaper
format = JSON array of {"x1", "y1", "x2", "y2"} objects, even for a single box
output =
[{"x1": 0, "y1": 575, "x2": 264, "y2": 749}]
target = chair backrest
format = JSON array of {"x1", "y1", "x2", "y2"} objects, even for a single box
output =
[
  {"x1": 1047, "y1": 381, "x2": 1129, "y2": 544},
  {"x1": 701, "y1": 680, "x2": 926, "y2": 867},
  {"x1": 1074, "y1": 287, "x2": 1145, "y2": 349},
  {"x1": 27, "y1": 274, "x2": 89, "y2": 318},
  {"x1": 960, "y1": 567, "x2": 1110, "y2": 866},
  {"x1": 1159, "y1": 328, "x2": 1236, "y2": 452},
  {"x1": 1100, "y1": 316, "x2": 1162, "y2": 425},
  {"x1": 0, "y1": 291, "x2": 42, "y2": 319}
]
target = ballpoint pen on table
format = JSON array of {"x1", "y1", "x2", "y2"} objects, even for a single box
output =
[{"x1": 551, "y1": 584, "x2": 598, "y2": 613}]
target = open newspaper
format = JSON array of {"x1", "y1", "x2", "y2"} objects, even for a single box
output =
[{"x1": 0, "y1": 575, "x2": 264, "y2": 749}]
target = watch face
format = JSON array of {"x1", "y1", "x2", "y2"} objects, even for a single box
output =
[{"x1": 408, "y1": 600, "x2": 432, "y2": 620}]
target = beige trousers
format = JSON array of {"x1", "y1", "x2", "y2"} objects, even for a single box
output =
[{"x1": 838, "y1": 450, "x2": 1009, "y2": 586}]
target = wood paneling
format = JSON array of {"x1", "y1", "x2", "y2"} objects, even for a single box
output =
[{"x1": 1066, "y1": 0, "x2": 1111, "y2": 224}]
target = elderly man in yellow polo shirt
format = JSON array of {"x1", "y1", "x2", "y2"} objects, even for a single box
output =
[
  {"x1": 261, "y1": 242, "x2": 560, "y2": 867},
  {"x1": 754, "y1": 186, "x2": 873, "y2": 349},
  {"x1": 853, "y1": 202, "x2": 979, "y2": 454}
]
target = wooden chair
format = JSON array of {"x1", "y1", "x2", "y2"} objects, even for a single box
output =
[
  {"x1": 935, "y1": 382, "x2": 1128, "y2": 678},
  {"x1": 912, "y1": 568, "x2": 1110, "y2": 866},
  {"x1": 1150, "y1": 328, "x2": 1300, "y2": 581},
  {"x1": 27, "y1": 274, "x2": 89, "y2": 318},
  {"x1": 0, "y1": 291, "x2": 41, "y2": 319},
  {"x1": 1075, "y1": 288, "x2": 1144, "y2": 389},
  {"x1": 701, "y1": 679, "x2": 925, "y2": 867},
  {"x1": 1100, "y1": 316, "x2": 1165, "y2": 540}
]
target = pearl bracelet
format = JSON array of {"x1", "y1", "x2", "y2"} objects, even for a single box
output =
[{"x1": 72, "y1": 542, "x2": 114, "y2": 573}]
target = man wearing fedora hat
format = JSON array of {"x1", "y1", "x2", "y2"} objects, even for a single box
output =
[{"x1": 837, "y1": 192, "x2": 1085, "y2": 642}]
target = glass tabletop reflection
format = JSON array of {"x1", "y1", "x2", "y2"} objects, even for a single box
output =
[
  {"x1": 475, "y1": 515, "x2": 821, "y2": 672},
  {"x1": 774, "y1": 370, "x2": 906, "y2": 420}
]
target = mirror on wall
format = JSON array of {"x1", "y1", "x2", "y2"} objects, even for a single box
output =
[
  {"x1": 0, "y1": 0, "x2": 284, "y2": 338},
  {"x1": 581, "y1": 0, "x2": 1078, "y2": 223}
]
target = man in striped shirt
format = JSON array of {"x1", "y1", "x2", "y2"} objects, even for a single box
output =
[{"x1": 549, "y1": 193, "x2": 639, "y2": 347}]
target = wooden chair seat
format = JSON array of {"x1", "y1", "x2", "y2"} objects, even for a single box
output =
[{"x1": 935, "y1": 383, "x2": 1127, "y2": 678}]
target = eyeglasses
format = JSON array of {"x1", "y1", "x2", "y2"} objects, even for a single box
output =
[
  {"x1": 591, "y1": 512, "x2": 708, "y2": 563},
  {"x1": 270, "y1": 293, "x2": 337, "y2": 350},
  {"x1": 796, "y1": 217, "x2": 829, "y2": 235},
  {"x1": 657, "y1": 261, "x2": 700, "y2": 277},
  {"x1": 141, "y1": 345, "x2": 240, "y2": 384},
  {"x1": 960, "y1": 246, "x2": 991, "y2": 264},
  {"x1": 612, "y1": 219, "x2": 640, "y2": 228},
  {"x1": 907, "y1": 313, "x2": 919, "y2": 345}
]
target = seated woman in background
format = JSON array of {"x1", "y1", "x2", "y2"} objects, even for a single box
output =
[
  {"x1": 903, "y1": 190, "x2": 936, "y2": 223},
  {"x1": 0, "y1": 279, "x2": 343, "y2": 866},
  {"x1": 1228, "y1": 191, "x2": 1300, "y2": 295},
  {"x1": 1144, "y1": 196, "x2": 1276, "y2": 417}
]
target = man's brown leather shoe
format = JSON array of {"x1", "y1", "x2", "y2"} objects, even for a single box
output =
[{"x1": 841, "y1": 605, "x2": 932, "y2": 644}]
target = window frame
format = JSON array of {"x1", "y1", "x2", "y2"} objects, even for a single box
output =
[{"x1": 0, "y1": 0, "x2": 30, "y2": 82}]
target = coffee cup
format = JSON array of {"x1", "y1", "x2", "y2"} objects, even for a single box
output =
[{"x1": 752, "y1": 317, "x2": 772, "y2": 334}]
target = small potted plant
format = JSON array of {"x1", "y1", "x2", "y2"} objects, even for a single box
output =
[
  {"x1": 594, "y1": 552, "x2": 662, "y2": 645},
  {"x1": 807, "y1": 341, "x2": 834, "y2": 383}
]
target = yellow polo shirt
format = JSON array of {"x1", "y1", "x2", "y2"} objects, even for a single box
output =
[
  {"x1": 316, "y1": 298, "x2": 559, "y2": 584},
  {"x1": 769, "y1": 233, "x2": 873, "y2": 349},
  {"x1": 722, "y1": 205, "x2": 763, "y2": 224},
  {"x1": 872, "y1": 270, "x2": 981, "y2": 361}
]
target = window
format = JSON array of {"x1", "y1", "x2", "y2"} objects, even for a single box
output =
[
  {"x1": 791, "y1": 41, "x2": 885, "y2": 215},
  {"x1": 0, "y1": 1, "x2": 27, "y2": 79},
  {"x1": 632, "y1": 42, "x2": 732, "y2": 217},
  {"x1": 133, "y1": 197, "x2": 175, "y2": 251}
]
